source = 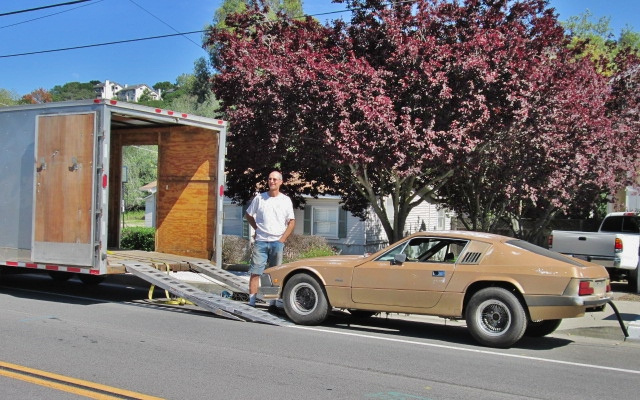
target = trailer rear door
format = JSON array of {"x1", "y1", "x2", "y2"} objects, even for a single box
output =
[{"x1": 33, "y1": 113, "x2": 96, "y2": 266}]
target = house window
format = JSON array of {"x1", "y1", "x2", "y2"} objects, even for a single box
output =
[
  {"x1": 437, "y1": 209, "x2": 446, "y2": 230},
  {"x1": 312, "y1": 207, "x2": 339, "y2": 238},
  {"x1": 304, "y1": 205, "x2": 347, "y2": 239}
]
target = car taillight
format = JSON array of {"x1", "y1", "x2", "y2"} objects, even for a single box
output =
[
  {"x1": 579, "y1": 280, "x2": 594, "y2": 296},
  {"x1": 614, "y1": 237, "x2": 623, "y2": 253}
]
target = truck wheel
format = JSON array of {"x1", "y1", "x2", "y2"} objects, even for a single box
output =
[
  {"x1": 465, "y1": 287, "x2": 527, "y2": 348},
  {"x1": 283, "y1": 274, "x2": 329, "y2": 325},
  {"x1": 629, "y1": 267, "x2": 640, "y2": 294},
  {"x1": 525, "y1": 319, "x2": 562, "y2": 337}
]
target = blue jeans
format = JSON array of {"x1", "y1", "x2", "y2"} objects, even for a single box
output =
[{"x1": 249, "y1": 241, "x2": 284, "y2": 275}]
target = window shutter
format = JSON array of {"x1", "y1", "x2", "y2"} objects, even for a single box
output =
[
  {"x1": 338, "y1": 207, "x2": 347, "y2": 238},
  {"x1": 242, "y1": 204, "x2": 249, "y2": 238},
  {"x1": 304, "y1": 206, "x2": 311, "y2": 235}
]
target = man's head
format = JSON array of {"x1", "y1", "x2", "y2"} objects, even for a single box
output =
[{"x1": 267, "y1": 171, "x2": 283, "y2": 195}]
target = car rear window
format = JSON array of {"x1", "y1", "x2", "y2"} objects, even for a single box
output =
[
  {"x1": 506, "y1": 240, "x2": 585, "y2": 267},
  {"x1": 600, "y1": 215, "x2": 640, "y2": 233}
]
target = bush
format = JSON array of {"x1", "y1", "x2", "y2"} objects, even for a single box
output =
[
  {"x1": 120, "y1": 227, "x2": 155, "y2": 251},
  {"x1": 283, "y1": 234, "x2": 336, "y2": 263},
  {"x1": 222, "y1": 235, "x2": 251, "y2": 264},
  {"x1": 221, "y1": 234, "x2": 337, "y2": 265}
]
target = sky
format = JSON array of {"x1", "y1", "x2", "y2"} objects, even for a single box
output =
[{"x1": 1, "y1": 0, "x2": 639, "y2": 97}]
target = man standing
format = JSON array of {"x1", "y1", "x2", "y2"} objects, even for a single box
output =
[{"x1": 245, "y1": 171, "x2": 295, "y2": 307}]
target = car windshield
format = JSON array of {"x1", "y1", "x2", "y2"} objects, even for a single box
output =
[
  {"x1": 377, "y1": 237, "x2": 468, "y2": 263},
  {"x1": 506, "y1": 240, "x2": 585, "y2": 267}
]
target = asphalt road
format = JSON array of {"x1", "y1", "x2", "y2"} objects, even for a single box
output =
[{"x1": 1, "y1": 270, "x2": 639, "y2": 400}]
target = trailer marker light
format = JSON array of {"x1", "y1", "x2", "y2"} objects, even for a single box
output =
[
  {"x1": 155, "y1": 109, "x2": 162, "y2": 113},
  {"x1": 182, "y1": 113, "x2": 188, "y2": 118},
  {"x1": 102, "y1": 174, "x2": 108, "y2": 188},
  {"x1": 167, "y1": 110, "x2": 174, "y2": 116},
  {"x1": 109, "y1": 100, "x2": 118, "y2": 105},
  {"x1": 220, "y1": 185, "x2": 224, "y2": 196}
]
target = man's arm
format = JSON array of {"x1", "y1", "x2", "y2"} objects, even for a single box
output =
[
  {"x1": 279, "y1": 219, "x2": 295, "y2": 243},
  {"x1": 245, "y1": 213, "x2": 257, "y2": 231}
]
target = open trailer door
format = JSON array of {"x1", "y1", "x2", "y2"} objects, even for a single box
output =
[{"x1": 32, "y1": 112, "x2": 97, "y2": 266}]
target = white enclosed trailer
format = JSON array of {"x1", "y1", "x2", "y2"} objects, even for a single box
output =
[{"x1": 0, "y1": 100, "x2": 288, "y2": 325}]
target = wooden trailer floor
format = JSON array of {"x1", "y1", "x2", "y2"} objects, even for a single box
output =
[{"x1": 106, "y1": 250, "x2": 211, "y2": 274}]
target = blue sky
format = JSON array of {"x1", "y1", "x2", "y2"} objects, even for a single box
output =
[{"x1": 1, "y1": 0, "x2": 638, "y2": 96}]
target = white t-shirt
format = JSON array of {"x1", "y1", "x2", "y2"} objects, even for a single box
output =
[{"x1": 246, "y1": 192, "x2": 295, "y2": 242}]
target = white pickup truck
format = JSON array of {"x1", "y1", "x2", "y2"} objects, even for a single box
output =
[{"x1": 549, "y1": 212, "x2": 640, "y2": 293}]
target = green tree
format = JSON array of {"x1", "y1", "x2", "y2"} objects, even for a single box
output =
[
  {"x1": 122, "y1": 145, "x2": 158, "y2": 211},
  {"x1": 50, "y1": 81, "x2": 99, "y2": 102},
  {"x1": 0, "y1": 88, "x2": 20, "y2": 106},
  {"x1": 191, "y1": 57, "x2": 212, "y2": 104},
  {"x1": 212, "y1": 0, "x2": 303, "y2": 28}
]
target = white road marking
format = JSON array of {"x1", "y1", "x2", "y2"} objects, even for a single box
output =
[{"x1": 293, "y1": 326, "x2": 640, "y2": 375}]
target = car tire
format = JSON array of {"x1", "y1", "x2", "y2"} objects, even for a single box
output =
[
  {"x1": 525, "y1": 319, "x2": 562, "y2": 337},
  {"x1": 465, "y1": 287, "x2": 527, "y2": 348},
  {"x1": 629, "y1": 267, "x2": 640, "y2": 294},
  {"x1": 283, "y1": 274, "x2": 329, "y2": 325}
]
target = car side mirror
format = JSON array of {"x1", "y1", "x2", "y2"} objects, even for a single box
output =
[{"x1": 392, "y1": 253, "x2": 407, "y2": 265}]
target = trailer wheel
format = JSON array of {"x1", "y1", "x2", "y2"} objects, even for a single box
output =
[
  {"x1": 465, "y1": 287, "x2": 527, "y2": 348},
  {"x1": 283, "y1": 274, "x2": 329, "y2": 325},
  {"x1": 78, "y1": 274, "x2": 105, "y2": 285},
  {"x1": 49, "y1": 271, "x2": 72, "y2": 281},
  {"x1": 525, "y1": 319, "x2": 562, "y2": 337}
]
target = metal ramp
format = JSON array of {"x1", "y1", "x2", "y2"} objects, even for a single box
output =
[
  {"x1": 124, "y1": 262, "x2": 291, "y2": 326},
  {"x1": 187, "y1": 261, "x2": 267, "y2": 301}
]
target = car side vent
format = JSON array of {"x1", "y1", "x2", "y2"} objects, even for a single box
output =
[{"x1": 461, "y1": 252, "x2": 482, "y2": 264}]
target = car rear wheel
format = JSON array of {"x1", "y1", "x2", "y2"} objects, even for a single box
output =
[
  {"x1": 466, "y1": 287, "x2": 527, "y2": 348},
  {"x1": 283, "y1": 274, "x2": 329, "y2": 325},
  {"x1": 525, "y1": 319, "x2": 562, "y2": 337}
]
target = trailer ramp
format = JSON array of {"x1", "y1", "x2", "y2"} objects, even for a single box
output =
[
  {"x1": 124, "y1": 262, "x2": 291, "y2": 326},
  {"x1": 187, "y1": 261, "x2": 269, "y2": 301}
]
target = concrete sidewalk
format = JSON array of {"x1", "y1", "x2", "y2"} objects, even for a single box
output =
[{"x1": 554, "y1": 295, "x2": 640, "y2": 342}]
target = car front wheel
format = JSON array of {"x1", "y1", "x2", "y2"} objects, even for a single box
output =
[
  {"x1": 465, "y1": 287, "x2": 527, "y2": 348},
  {"x1": 283, "y1": 274, "x2": 329, "y2": 325}
]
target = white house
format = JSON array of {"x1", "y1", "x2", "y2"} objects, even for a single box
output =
[
  {"x1": 117, "y1": 84, "x2": 161, "y2": 102},
  {"x1": 142, "y1": 181, "x2": 453, "y2": 255},
  {"x1": 94, "y1": 80, "x2": 161, "y2": 102},
  {"x1": 223, "y1": 194, "x2": 453, "y2": 255},
  {"x1": 94, "y1": 80, "x2": 124, "y2": 99}
]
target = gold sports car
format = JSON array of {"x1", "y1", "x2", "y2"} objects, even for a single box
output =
[{"x1": 260, "y1": 231, "x2": 612, "y2": 348}]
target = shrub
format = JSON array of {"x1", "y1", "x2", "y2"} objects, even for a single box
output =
[
  {"x1": 222, "y1": 235, "x2": 251, "y2": 265},
  {"x1": 283, "y1": 234, "x2": 336, "y2": 263},
  {"x1": 220, "y1": 234, "x2": 336, "y2": 265},
  {"x1": 120, "y1": 227, "x2": 155, "y2": 251}
]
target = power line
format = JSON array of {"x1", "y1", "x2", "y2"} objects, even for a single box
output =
[
  {"x1": 127, "y1": 0, "x2": 203, "y2": 51},
  {"x1": 0, "y1": 0, "x2": 103, "y2": 30},
  {"x1": 0, "y1": 0, "x2": 92, "y2": 17},
  {"x1": 0, "y1": 30, "x2": 205, "y2": 58},
  {"x1": 0, "y1": 2, "x2": 422, "y2": 59}
]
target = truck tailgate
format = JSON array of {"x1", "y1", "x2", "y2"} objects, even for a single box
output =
[{"x1": 551, "y1": 231, "x2": 615, "y2": 258}]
